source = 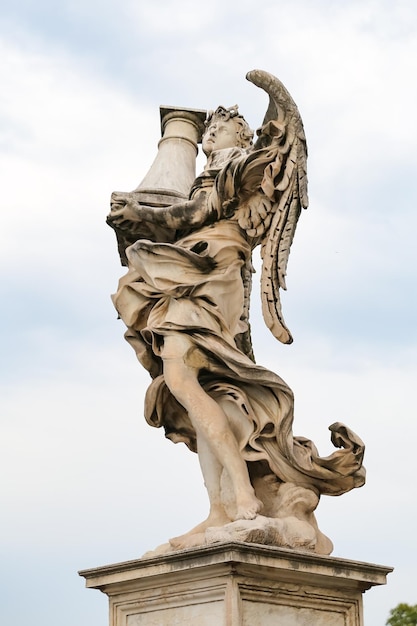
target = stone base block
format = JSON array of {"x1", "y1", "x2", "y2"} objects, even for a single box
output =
[{"x1": 79, "y1": 542, "x2": 392, "y2": 625}]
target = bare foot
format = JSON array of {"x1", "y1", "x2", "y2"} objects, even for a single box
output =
[
  {"x1": 235, "y1": 495, "x2": 263, "y2": 521},
  {"x1": 169, "y1": 507, "x2": 231, "y2": 550},
  {"x1": 169, "y1": 532, "x2": 206, "y2": 551}
]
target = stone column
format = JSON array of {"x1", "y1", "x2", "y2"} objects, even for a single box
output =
[
  {"x1": 111, "y1": 106, "x2": 206, "y2": 265},
  {"x1": 136, "y1": 106, "x2": 207, "y2": 199},
  {"x1": 79, "y1": 542, "x2": 392, "y2": 625}
]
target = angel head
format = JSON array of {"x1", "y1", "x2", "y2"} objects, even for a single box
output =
[{"x1": 202, "y1": 105, "x2": 254, "y2": 156}]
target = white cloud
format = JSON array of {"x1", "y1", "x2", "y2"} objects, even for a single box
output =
[
  {"x1": 127, "y1": 0, "x2": 209, "y2": 35},
  {"x1": 0, "y1": 37, "x2": 159, "y2": 264}
]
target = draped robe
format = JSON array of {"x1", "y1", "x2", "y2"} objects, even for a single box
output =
[{"x1": 112, "y1": 149, "x2": 365, "y2": 497}]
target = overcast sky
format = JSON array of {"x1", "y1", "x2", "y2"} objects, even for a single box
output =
[{"x1": 1, "y1": 1, "x2": 416, "y2": 625}]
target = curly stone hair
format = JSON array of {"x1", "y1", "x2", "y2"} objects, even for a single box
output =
[{"x1": 205, "y1": 105, "x2": 254, "y2": 149}]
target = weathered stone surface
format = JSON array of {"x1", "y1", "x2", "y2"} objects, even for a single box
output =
[
  {"x1": 106, "y1": 70, "x2": 366, "y2": 554},
  {"x1": 79, "y1": 543, "x2": 393, "y2": 626}
]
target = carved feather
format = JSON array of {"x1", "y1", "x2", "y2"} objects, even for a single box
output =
[
  {"x1": 245, "y1": 70, "x2": 309, "y2": 344},
  {"x1": 209, "y1": 70, "x2": 308, "y2": 350}
]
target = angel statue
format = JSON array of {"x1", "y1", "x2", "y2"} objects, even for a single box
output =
[{"x1": 107, "y1": 70, "x2": 365, "y2": 556}]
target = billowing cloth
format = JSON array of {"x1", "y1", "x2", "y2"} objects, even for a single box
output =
[{"x1": 112, "y1": 218, "x2": 365, "y2": 497}]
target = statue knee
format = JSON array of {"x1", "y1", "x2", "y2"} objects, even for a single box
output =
[{"x1": 161, "y1": 337, "x2": 201, "y2": 405}]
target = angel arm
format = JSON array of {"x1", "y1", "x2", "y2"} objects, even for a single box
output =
[
  {"x1": 106, "y1": 189, "x2": 218, "y2": 266},
  {"x1": 107, "y1": 190, "x2": 215, "y2": 233}
]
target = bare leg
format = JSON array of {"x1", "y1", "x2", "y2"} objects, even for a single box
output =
[
  {"x1": 162, "y1": 335, "x2": 262, "y2": 521},
  {"x1": 197, "y1": 436, "x2": 231, "y2": 525},
  {"x1": 169, "y1": 437, "x2": 231, "y2": 549}
]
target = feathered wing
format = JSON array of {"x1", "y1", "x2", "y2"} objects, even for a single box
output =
[{"x1": 241, "y1": 70, "x2": 308, "y2": 345}]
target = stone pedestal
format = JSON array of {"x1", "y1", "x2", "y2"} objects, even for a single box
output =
[{"x1": 79, "y1": 542, "x2": 392, "y2": 625}]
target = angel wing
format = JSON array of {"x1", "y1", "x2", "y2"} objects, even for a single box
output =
[{"x1": 235, "y1": 70, "x2": 309, "y2": 345}]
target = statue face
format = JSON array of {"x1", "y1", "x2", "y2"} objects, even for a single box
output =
[{"x1": 202, "y1": 119, "x2": 238, "y2": 155}]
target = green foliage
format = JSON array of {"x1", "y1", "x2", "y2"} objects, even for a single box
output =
[{"x1": 386, "y1": 603, "x2": 417, "y2": 626}]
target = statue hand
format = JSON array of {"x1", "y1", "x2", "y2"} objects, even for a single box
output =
[{"x1": 108, "y1": 192, "x2": 143, "y2": 229}]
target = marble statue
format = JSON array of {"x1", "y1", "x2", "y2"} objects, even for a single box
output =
[{"x1": 107, "y1": 70, "x2": 365, "y2": 556}]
